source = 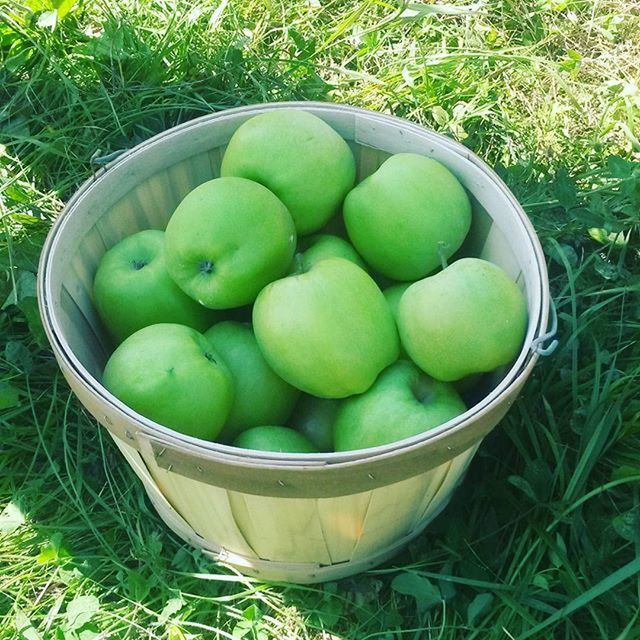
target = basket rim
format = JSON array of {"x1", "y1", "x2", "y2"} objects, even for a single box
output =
[{"x1": 38, "y1": 100, "x2": 551, "y2": 469}]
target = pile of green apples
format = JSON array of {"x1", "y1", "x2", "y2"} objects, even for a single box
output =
[{"x1": 95, "y1": 109, "x2": 528, "y2": 454}]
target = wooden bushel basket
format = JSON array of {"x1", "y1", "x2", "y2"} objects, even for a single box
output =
[{"x1": 38, "y1": 102, "x2": 552, "y2": 584}]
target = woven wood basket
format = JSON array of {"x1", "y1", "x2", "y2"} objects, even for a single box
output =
[{"x1": 38, "y1": 102, "x2": 552, "y2": 583}]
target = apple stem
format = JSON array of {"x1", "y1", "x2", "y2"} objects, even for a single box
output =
[
  {"x1": 131, "y1": 259, "x2": 147, "y2": 270},
  {"x1": 293, "y1": 252, "x2": 306, "y2": 274},
  {"x1": 437, "y1": 241, "x2": 449, "y2": 271}
]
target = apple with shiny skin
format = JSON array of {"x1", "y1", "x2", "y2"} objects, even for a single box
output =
[
  {"x1": 93, "y1": 229, "x2": 216, "y2": 344},
  {"x1": 398, "y1": 257, "x2": 528, "y2": 381},
  {"x1": 297, "y1": 234, "x2": 367, "y2": 272},
  {"x1": 221, "y1": 109, "x2": 356, "y2": 235},
  {"x1": 383, "y1": 281, "x2": 411, "y2": 357},
  {"x1": 102, "y1": 323, "x2": 233, "y2": 440},
  {"x1": 233, "y1": 425, "x2": 319, "y2": 453},
  {"x1": 164, "y1": 177, "x2": 296, "y2": 309},
  {"x1": 204, "y1": 321, "x2": 300, "y2": 441},
  {"x1": 344, "y1": 153, "x2": 472, "y2": 280},
  {"x1": 383, "y1": 282, "x2": 411, "y2": 321},
  {"x1": 334, "y1": 360, "x2": 466, "y2": 451},
  {"x1": 253, "y1": 257, "x2": 399, "y2": 398}
]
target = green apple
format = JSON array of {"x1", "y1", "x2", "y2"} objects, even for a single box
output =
[
  {"x1": 164, "y1": 177, "x2": 296, "y2": 309},
  {"x1": 233, "y1": 425, "x2": 319, "y2": 453},
  {"x1": 317, "y1": 211, "x2": 348, "y2": 238},
  {"x1": 398, "y1": 257, "x2": 528, "y2": 381},
  {"x1": 204, "y1": 321, "x2": 300, "y2": 441},
  {"x1": 383, "y1": 282, "x2": 411, "y2": 321},
  {"x1": 220, "y1": 109, "x2": 356, "y2": 235},
  {"x1": 289, "y1": 394, "x2": 339, "y2": 452},
  {"x1": 334, "y1": 360, "x2": 466, "y2": 451},
  {"x1": 296, "y1": 234, "x2": 367, "y2": 272},
  {"x1": 383, "y1": 282, "x2": 411, "y2": 357},
  {"x1": 343, "y1": 153, "x2": 472, "y2": 280},
  {"x1": 93, "y1": 229, "x2": 216, "y2": 344},
  {"x1": 253, "y1": 258, "x2": 399, "y2": 398},
  {"x1": 102, "y1": 323, "x2": 233, "y2": 440}
]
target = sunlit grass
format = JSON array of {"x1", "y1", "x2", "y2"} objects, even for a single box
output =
[{"x1": 1, "y1": 0, "x2": 640, "y2": 638}]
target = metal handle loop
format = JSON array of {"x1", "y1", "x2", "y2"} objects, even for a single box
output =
[
  {"x1": 530, "y1": 296, "x2": 558, "y2": 357},
  {"x1": 90, "y1": 148, "x2": 128, "y2": 169}
]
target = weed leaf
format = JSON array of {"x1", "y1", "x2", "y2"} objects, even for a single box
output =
[
  {"x1": 159, "y1": 597, "x2": 185, "y2": 624},
  {"x1": 5, "y1": 341, "x2": 33, "y2": 374},
  {"x1": 65, "y1": 595, "x2": 100, "y2": 632},
  {"x1": 401, "y1": 2, "x2": 482, "y2": 19},
  {"x1": 607, "y1": 156, "x2": 634, "y2": 179},
  {"x1": 467, "y1": 592, "x2": 494, "y2": 626},
  {"x1": 2, "y1": 270, "x2": 36, "y2": 309},
  {"x1": 15, "y1": 608, "x2": 43, "y2": 640},
  {"x1": 37, "y1": 532, "x2": 70, "y2": 564},
  {"x1": 18, "y1": 297, "x2": 48, "y2": 347},
  {"x1": 437, "y1": 562, "x2": 458, "y2": 601},
  {"x1": 612, "y1": 510, "x2": 640, "y2": 543},
  {"x1": 53, "y1": 0, "x2": 78, "y2": 19},
  {"x1": 314, "y1": 595, "x2": 343, "y2": 628},
  {"x1": 37, "y1": 10, "x2": 57, "y2": 30},
  {"x1": 391, "y1": 572, "x2": 441, "y2": 613},
  {"x1": 507, "y1": 474, "x2": 537, "y2": 501},
  {"x1": 0, "y1": 381, "x2": 21, "y2": 409},
  {"x1": 126, "y1": 569, "x2": 157, "y2": 601},
  {"x1": 0, "y1": 502, "x2": 26, "y2": 533},
  {"x1": 168, "y1": 626, "x2": 188, "y2": 640},
  {"x1": 553, "y1": 167, "x2": 578, "y2": 209}
]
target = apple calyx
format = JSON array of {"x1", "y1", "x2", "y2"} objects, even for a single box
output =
[
  {"x1": 131, "y1": 259, "x2": 148, "y2": 270},
  {"x1": 203, "y1": 350, "x2": 219, "y2": 364},
  {"x1": 199, "y1": 259, "x2": 215, "y2": 274}
]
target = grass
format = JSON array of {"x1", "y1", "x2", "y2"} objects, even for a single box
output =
[{"x1": 1, "y1": 0, "x2": 640, "y2": 638}]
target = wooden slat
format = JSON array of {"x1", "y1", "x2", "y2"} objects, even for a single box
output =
[
  {"x1": 479, "y1": 223, "x2": 523, "y2": 283},
  {"x1": 109, "y1": 436, "x2": 236, "y2": 558},
  {"x1": 127, "y1": 177, "x2": 172, "y2": 230},
  {"x1": 59, "y1": 287, "x2": 108, "y2": 377},
  {"x1": 349, "y1": 474, "x2": 437, "y2": 562},
  {"x1": 356, "y1": 144, "x2": 392, "y2": 182},
  {"x1": 68, "y1": 225, "x2": 104, "y2": 296},
  {"x1": 456, "y1": 197, "x2": 493, "y2": 260},
  {"x1": 209, "y1": 145, "x2": 227, "y2": 176},
  {"x1": 67, "y1": 260, "x2": 101, "y2": 324},
  {"x1": 226, "y1": 493, "x2": 333, "y2": 564},
  {"x1": 186, "y1": 150, "x2": 217, "y2": 186},
  {"x1": 407, "y1": 462, "x2": 454, "y2": 531},
  {"x1": 416, "y1": 445, "x2": 478, "y2": 525},
  {"x1": 138, "y1": 446, "x2": 259, "y2": 559},
  {"x1": 136, "y1": 170, "x2": 181, "y2": 228},
  {"x1": 165, "y1": 156, "x2": 208, "y2": 207},
  {"x1": 95, "y1": 196, "x2": 147, "y2": 251},
  {"x1": 316, "y1": 491, "x2": 373, "y2": 563}
]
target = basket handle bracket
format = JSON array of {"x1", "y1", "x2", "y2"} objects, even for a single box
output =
[
  {"x1": 90, "y1": 148, "x2": 128, "y2": 173},
  {"x1": 530, "y1": 297, "x2": 558, "y2": 357}
]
